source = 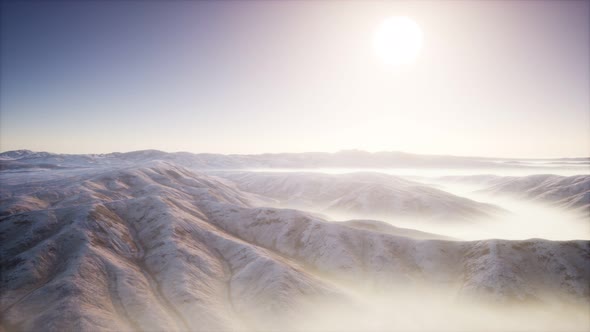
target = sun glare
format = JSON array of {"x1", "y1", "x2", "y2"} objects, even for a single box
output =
[{"x1": 373, "y1": 16, "x2": 423, "y2": 66}]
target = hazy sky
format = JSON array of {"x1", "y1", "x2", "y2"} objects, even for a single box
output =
[{"x1": 1, "y1": 1, "x2": 589, "y2": 157}]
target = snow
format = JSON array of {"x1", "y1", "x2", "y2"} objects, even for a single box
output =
[{"x1": 1, "y1": 151, "x2": 589, "y2": 331}]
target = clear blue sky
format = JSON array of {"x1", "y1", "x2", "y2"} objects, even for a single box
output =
[{"x1": 1, "y1": 1, "x2": 588, "y2": 157}]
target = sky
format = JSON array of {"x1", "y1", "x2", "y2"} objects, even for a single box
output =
[{"x1": 1, "y1": 1, "x2": 589, "y2": 158}]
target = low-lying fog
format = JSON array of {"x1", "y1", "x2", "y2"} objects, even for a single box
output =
[
  {"x1": 227, "y1": 166, "x2": 589, "y2": 332},
  {"x1": 286, "y1": 286, "x2": 590, "y2": 332},
  {"x1": 230, "y1": 166, "x2": 589, "y2": 241},
  {"x1": 332, "y1": 180, "x2": 590, "y2": 241},
  {"x1": 244, "y1": 165, "x2": 589, "y2": 177},
  {"x1": 2, "y1": 158, "x2": 589, "y2": 332},
  {"x1": 413, "y1": 180, "x2": 589, "y2": 241}
]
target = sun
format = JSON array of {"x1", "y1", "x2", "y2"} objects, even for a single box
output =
[{"x1": 373, "y1": 17, "x2": 423, "y2": 66}]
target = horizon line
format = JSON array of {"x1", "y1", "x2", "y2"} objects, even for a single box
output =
[{"x1": 1, "y1": 148, "x2": 589, "y2": 161}]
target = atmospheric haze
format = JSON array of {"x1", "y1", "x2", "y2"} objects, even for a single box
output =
[
  {"x1": 0, "y1": 150, "x2": 588, "y2": 332},
  {"x1": 1, "y1": 1, "x2": 589, "y2": 331}
]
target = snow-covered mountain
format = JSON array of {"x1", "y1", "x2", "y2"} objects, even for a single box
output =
[
  {"x1": 439, "y1": 174, "x2": 590, "y2": 215},
  {"x1": 213, "y1": 171, "x2": 502, "y2": 222},
  {"x1": 2, "y1": 149, "x2": 588, "y2": 171},
  {"x1": 1, "y1": 151, "x2": 589, "y2": 331},
  {"x1": 483, "y1": 175, "x2": 589, "y2": 212}
]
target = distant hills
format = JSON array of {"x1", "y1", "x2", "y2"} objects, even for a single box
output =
[{"x1": 1, "y1": 149, "x2": 588, "y2": 170}]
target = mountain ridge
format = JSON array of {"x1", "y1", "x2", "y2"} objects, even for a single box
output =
[
  {"x1": 1, "y1": 152, "x2": 589, "y2": 331},
  {"x1": 2, "y1": 149, "x2": 589, "y2": 171}
]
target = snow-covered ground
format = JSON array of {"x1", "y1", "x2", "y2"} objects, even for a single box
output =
[
  {"x1": 1, "y1": 150, "x2": 589, "y2": 331},
  {"x1": 411, "y1": 175, "x2": 590, "y2": 240},
  {"x1": 209, "y1": 171, "x2": 503, "y2": 222}
]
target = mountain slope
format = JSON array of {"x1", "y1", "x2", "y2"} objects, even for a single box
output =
[
  {"x1": 214, "y1": 171, "x2": 502, "y2": 222},
  {"x1": 439, "y1": 174, "x2": 590, "y2": 215},
  {"x1": 1, "y1": 162, "x2": 589, "y2": 331}
]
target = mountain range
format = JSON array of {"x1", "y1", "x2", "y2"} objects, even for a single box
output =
[{"x1": 1, "y1": 150, "x2": 589, "y2": 331}]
